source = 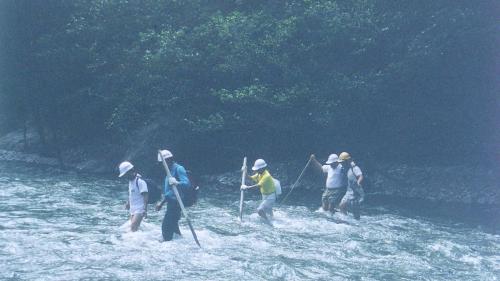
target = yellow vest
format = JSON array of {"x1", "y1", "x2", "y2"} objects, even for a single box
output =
[{"x1": 250, "y1": 170, "x2": 276, "y2": 195}]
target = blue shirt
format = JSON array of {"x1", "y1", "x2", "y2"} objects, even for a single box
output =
[{"x1": 163, "y1": 163, "x2": 191, "y2": 201}]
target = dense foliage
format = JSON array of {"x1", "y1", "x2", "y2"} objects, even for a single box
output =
[{"x1": 1, "y1": 0, "x2": 498, "y2": 172}]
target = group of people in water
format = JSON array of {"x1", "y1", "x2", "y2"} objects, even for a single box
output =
[
  {"x1": 118, "y1": 149, "x2": 364, "y2": 241},
  {"x1": 118, "y1": 149, "x2": 190, "y2": 241}
]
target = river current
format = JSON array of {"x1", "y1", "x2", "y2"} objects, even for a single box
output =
[{"x1": 0, "y1": 162, "x2": 498, "y2": 281}]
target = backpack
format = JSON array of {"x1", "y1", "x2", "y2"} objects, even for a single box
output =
[
  {"x1": 272, "y1": 178, "x2": 282, "y2": 196},
  {"x1": 136, "y1": 178, "x2": 162, "y2": 204},
  {"x1": 173, "y1": 168, "x2": 200, "y2": 208}
]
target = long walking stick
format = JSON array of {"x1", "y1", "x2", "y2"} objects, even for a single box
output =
[
  {"x1": 158, "y1": 150, "x2": 201, "y2": 247},
  {"x1": 239, "y1": 157, "x2": 247, "y2": 222},
  {"x1": 280, "y1": 158, "x2": 312, "y2": 205}
]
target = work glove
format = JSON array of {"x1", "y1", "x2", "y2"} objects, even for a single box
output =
[
  {"x1": 240, "y1": 184, "x2": 249, "y2": 190},
  {"x1": 168, "y1": 177, "x2": 179, "y2": 185}
]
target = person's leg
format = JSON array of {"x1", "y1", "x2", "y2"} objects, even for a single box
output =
[
  {"x1": 258, "y1": 209, "x2": 272, "y2": 226},
  {"x1": 257, "y1": 203, "x2": 269, "y2": 223},
  {"x1": 173, "y1": 202, "x2": 182, "y2": 236},
  {"x1": 331, "y1": 187, "x2": 347, "y2": 212},
  {"x1": 328, "y1": 190, "x2": 337, "y2": 215},
  {"x1": 351, "y1": 200, "x2": 361, "y2": 220},
  {"x1": 257, "y1": 208, "x2": 268, "y2": 219},
  {"x1": 130, "y1": 213, "x2": 144, "y2": 232},
  {"x1": 268, "y1": 193, "x2": 277, "y2": 218},
  {"x1": 267, "y1": 209, "x2": 274, "y2": 218},
  {"x1": 257, "y1": 196, "x2": 274, "y2": 225},
  {"x1": 162, "y1": 204, "x2": 176, "y2": 241},
  {"x1": 257, "y1": 200, "x2": 267, "y2": 219},
  {"x1": 174, "y1": 225, "x2": 181, "y2": 235},
  {"x1": 321, "y1": 189, "x2": 330, "y2": 211},
  {"x1": 267, "y1": 195, "x2": 276, "y2": 218},
  {"x1": 339, "y1": 197, "x2": 348, "y2": 215},
  {"x1": 339, "y1": 200, "x2": 347, "y2": 215}
]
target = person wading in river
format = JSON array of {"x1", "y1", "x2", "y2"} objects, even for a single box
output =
[
  {"x1": 310, "y1": 153, "x2": 347, "y2": 214},
  {"x1": 118, "y1": 161, "x2": 148, "y2": 232},
  {"x1": 241, "y1": 159, "x2": 276, "y2": 225},
  {"x1": 338, "y1": 152, "x2": 365, "y2": 219},
  {"x1": 155, "y1": 150, "x2": 191, "y2": 241}
]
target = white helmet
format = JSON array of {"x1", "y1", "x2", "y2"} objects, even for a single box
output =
[
  {"x1": 252, "y1": 159, "x2": 267, "y2": 171},
  {"x1": 157, "y1": 149, "x2": 173, "y2": 162},
  {"x1": 325, "y1": 154, "x2": 339, "y2": 164},
  {"x1": 118, "y1": 161, "x2": 134, "y2": 177}
]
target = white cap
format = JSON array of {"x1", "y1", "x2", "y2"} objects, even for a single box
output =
[
  {"x1": 118, "y1": 161, "x2": 134, "y2": 177},
  {"x1": 252, "y1": 159, "x2": 267, "y2": 171},
  {"x1": 157, "y1": 150, "x2": 173, "y2": 162},
  {"x1": 325, "y1": 154, "x2": 339, "y2": 164}
]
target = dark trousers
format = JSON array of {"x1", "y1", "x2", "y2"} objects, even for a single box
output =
[{"x1": 162, "y1": 200, "x2": 182, "y2": 241}]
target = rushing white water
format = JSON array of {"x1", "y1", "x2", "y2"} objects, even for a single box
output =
[{"x1": 0, "y1": 163, "x2": 498, "y2": 281}]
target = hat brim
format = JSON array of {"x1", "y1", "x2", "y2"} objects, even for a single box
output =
[
  {"x1": 252, "y1": 165, "x2": 266, "y2": 171},
  {"x1": 157, "y1": 155, "x2": 173, "y2": 162},
  {"x1": 118, "y1": 167, "x2": 133, "y2": 177},
  {"x1": 326, "y1": 159, "x2": 339, "y2": 164}
]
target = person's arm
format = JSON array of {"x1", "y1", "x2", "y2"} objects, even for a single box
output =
[
  {"x1": 142, "y1": 192, "x2": 149, "y2": 216},
  {"x1": 241, "y1": 174, "x2": 260, "y2": 189},
  {"x1": 138, "y1": 179, "x2": 149, "y2": 216},
  {"x1": 156, "y1": 196, "x2": 167, "y2": 211},
  {"x1": 358, "y1": 186, "x2": 365, "y2": 203},
  {"x1": 241, "y1": 183, "x2": 259, "y2": 189},
  {"x1": 357, "y1": 174, "x2": 364, "y2": 186},
  {"x1": 353, "y1": 167, "x2": 364, "y2": 186},
  {"x1": 310, "y1": 154, "x2": 323, "y2": 172},
  {"x1": 173, "y1": 166, "x2": 190, "y2": 191}
]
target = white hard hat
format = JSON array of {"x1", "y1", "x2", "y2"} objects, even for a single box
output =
[
  {"x1": 325, "y1": 154, "x2": 339, "y2": 164},
  {"x1": 118, "y1": 161, "x2": 134, "y2": 177},
  {"x1": 157, "y1": 150, "x2": 173, "y2": 162},
  {"x1": 252, "y1": 159, "x2": 267, "y2": 171}
]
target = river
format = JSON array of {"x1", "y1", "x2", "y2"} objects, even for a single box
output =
[{"x1": 0, "y1": 162, "x2": 498, "y2": 280}]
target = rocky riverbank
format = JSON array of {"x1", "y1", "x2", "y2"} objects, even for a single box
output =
[{"x1": 0, "y1": 130, "x2": 110, "y2": 173}]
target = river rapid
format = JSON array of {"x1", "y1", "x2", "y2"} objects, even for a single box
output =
[{"x1": 0, "y1": 162, "x2": 498, "y2": 281}]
